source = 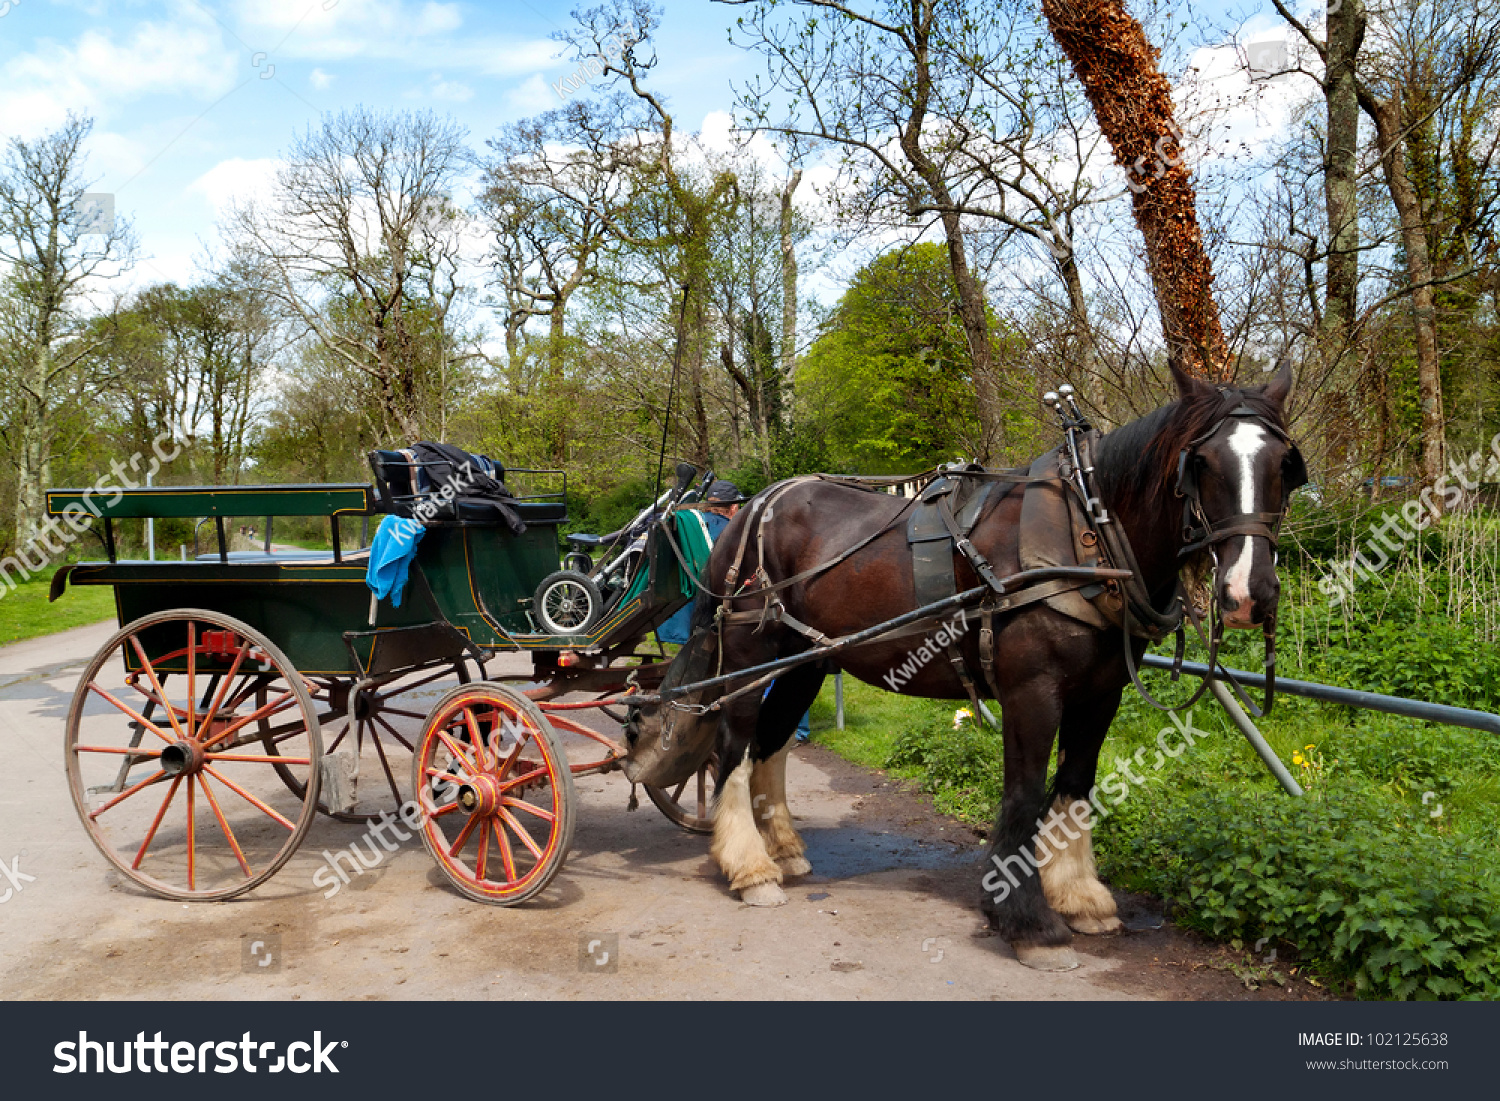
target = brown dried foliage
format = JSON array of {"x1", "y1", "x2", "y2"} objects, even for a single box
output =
[{"x1": 1042, "y1": 0, "x2": 1229, "y2": 380}]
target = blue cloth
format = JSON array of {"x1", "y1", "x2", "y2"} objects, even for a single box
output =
[
  {"x1": 366, "y1": 515, "x2": 426, "y2": 608},
  {"x1": 656, "y1": 510, "x2": 734, "y2": 644}
]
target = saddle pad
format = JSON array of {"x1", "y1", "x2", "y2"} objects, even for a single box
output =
[
  {"x1": 906, "y1": 475, "x2": 998, "y2": 607},
  {"x1": 1017, "y1": 449, "x2": 1120, "y2": 630}
]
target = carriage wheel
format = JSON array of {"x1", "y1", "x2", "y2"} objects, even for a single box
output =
[
  {"x1": 64, "y1": 609, "x2": 321, "y2": 901},
  {"x1": 412, "y1": 683, "x2": 576, "y2": 905},
  {"x1": 265, "y1": 658, "x2": 478, "y2": 823},
  {"x1": 645, "y1": 752, "x2": 719, "y2": 834}
]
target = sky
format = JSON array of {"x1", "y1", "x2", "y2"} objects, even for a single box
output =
[{"x1": 0, "y1": 0, "x2": 1316, "y2": 300}]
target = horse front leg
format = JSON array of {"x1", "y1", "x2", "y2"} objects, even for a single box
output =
[
  {"x1": 979, "y1": 678, "x2": 1078, "y2": 970},
  {"x1": 1042, "y1": 686, "x2": 1124, "y2": 935},
  {"x1": 710, "y1": 695, "x2": 787, "y2": 907},
  {"x1": 751, "y1": 662, "x2": 825, "y2": 877}
]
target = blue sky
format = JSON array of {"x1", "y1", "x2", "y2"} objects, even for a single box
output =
[
  {"x1": 0, "y1": 0, "x2": 765, "y2": 287},
  {"x1": 0, "y1": 0, "x2": 1303, "y2": 294}
]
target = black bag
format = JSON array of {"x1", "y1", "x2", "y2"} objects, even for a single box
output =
[{"x1": 406, "y1": 442, "x2": 526, "y2": 534}]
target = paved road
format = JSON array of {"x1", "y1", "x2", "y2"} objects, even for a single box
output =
[{"x1": 0, "y1": 621, "x2": 1278, "y2": 1001}]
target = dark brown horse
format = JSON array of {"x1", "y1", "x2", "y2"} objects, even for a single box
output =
[{"x1": 622, "y1": 364, "x2": 1303, "y2": 970}]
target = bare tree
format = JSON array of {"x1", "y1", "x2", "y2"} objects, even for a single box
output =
[
  {"x1": 0, "y1": 113, "x2": 135, "y2": 542},
  {"x1": 231, "y1": 108, "x2": 473, "y2": 442}
]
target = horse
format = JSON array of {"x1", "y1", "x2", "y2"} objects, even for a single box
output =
[{"x1": 621, "y1": 363, "x2": 1304, "y2": 970}]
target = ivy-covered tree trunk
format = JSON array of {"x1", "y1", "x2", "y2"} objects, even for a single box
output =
[{"x1": 1041, "y1": 0, "x2": 1229, "y2": 379}]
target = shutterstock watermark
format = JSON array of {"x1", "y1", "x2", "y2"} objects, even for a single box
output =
[
  {"x1": 0, "y1": 850, "x2": 36, "y2": 903},
  {"x1": 1318, "y1": 433, "x2": 1500, "y2": 605},
  {"x1": 982, "y1": 709, "x2": 1213, "y2": 902},
  {"x1": 0, "y1": 429, "x2": 185, "y2": 601}
]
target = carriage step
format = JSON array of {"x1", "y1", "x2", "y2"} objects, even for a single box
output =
[{"x1": 320, "y1": 748, "x2": 359, "y2": 815}]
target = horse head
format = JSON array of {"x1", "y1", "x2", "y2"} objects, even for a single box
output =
[
  {"x1": 1168, "y1": 359, "x2": 1305, "y2": 629},
  {"x1": 620, "y1": 614, "x2": 723, "y2": 787}
]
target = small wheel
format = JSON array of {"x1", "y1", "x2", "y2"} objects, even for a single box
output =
[
  {"x1": 563, "y1": 551, "x2": 594, "y2": 574},
  {"x1": 645, "y1": 752, "x2": 719, "y2": 834},
  {"x1": 412, "y1": 684, "x2": 576, "y2": 905},
  {"x1": 267, "y1": 658, "x2": 477, "y2": 823},
  {"x1": 65, "y1": 609, "x2": 322, "y2": 901},
  {"x1": 534, "y1": 570, "x2": 602, "y2": 635}
]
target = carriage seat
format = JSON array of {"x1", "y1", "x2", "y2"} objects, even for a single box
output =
[{"x1": 368, "y1": 446, "x2": 565, "y2": 526}]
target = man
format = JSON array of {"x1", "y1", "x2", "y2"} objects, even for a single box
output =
[{"x1": 657, "y1": 479, "x2": 812, "y2": 743}]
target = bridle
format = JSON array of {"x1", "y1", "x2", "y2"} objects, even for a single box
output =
[{"x1": 1077, "y1": 391, "x2": 1306, "y2": 719}]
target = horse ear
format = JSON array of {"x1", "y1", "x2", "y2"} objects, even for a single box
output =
[
  {"x1": 1263, "y1": 357, "x2": 1293, "y2": 408},
  {"x1": 1168, "y1": 361, "x2": 1207, "y2": 401}
]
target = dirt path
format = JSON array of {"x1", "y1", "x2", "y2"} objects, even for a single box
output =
[{"x1": 0, "y1": 622, "x2": 1327, "y2": 1000}]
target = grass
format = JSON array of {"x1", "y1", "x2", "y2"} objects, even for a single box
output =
[{"x1": 0, "y1": 572, "x2": 116, "y2": 646}]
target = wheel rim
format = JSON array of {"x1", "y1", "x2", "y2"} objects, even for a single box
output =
[
  {"x1": 266, "y1": 660, "x2": 475, "y2": 823},
  {"x1": 65, "y1": 610, "x2": 321, "y2": 901},
  {"x1": 645, "y1": 752, "x2": 719, "y2": 833},
  {"x1": 413, "y1": 686, "x2": 574, "y2": 904},
  {"x1": 542, "y1": 581, "x2": 593, "y2": 631}
]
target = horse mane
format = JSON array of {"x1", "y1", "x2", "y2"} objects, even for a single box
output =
[{"x1": 1093, "y1": 381, "x2": 1287, "y2": 512}]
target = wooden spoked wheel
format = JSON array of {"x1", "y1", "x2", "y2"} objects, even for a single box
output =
[
  {"x1": 645, "y1": 752, "x2": 719, "y2": 834},
  {"x1": 412, "y1": 684, "x2": 576, "y2": 905},
  {"x1": 267, "y1": 660, "x2": 476, "y2": 824},
  {"x1": 64, "y1": 609, "x2": 322, "y2": 901}
]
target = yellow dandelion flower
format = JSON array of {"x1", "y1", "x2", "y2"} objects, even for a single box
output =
[{"x1": 1293, "y1": 753, "x2": 1305, "y2": 766}]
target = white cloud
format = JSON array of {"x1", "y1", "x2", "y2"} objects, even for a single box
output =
[
  {"x1": 0, "y1": 9, "x2": 238, "y2": 138},
  {"x1": 504, "y1": 73, "x2": 557, "y2": 116},
  {"x1": 187, "y1": 156, "x2": 281, "y2": 217},
  {"x1": 310, "y1": 67, "x2": 335, "y2": 90},
  {"x1": 423, "y1": 75, "x2": 474, "y2": 102}
]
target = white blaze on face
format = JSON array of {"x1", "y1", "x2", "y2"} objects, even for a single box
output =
[{"x1": 1222, "y1": 421, "x2": 1268, "y2": 610}]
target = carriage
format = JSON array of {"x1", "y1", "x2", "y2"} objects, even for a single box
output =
[{"x1": 47, "y1": 450, "x2": 720, "y2": 905}]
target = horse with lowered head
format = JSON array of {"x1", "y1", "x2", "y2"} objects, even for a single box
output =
[{"x1": 622, "y1": 363, "x2": 1304, "y2": 970}]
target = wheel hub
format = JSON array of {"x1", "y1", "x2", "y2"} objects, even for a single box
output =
[
  {"x1": 455, "y1": 774, "x2": 503, "y2": 816},
  {"x1": 160, "y1": 738, "x2": 206, "y2": 777}
]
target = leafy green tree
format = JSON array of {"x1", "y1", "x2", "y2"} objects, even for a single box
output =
[{"x1": 798, "y1": 243, "x2": 993, "y2": 473}]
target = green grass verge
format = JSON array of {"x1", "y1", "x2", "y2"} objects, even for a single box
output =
[{"x1": 0, "y1": 573, "x2": 116, "y2": 646}]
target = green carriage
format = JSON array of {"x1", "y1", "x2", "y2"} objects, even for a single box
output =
[{"x1": 48, "y1": 454, "x2": 716, "y2": 905}]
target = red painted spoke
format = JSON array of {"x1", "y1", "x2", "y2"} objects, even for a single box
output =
[
  {"x1": 89, "y1": 769, "x2": 168, "y2": 819},
  {"x1": 500, "y1": 766, "x2": 547, "y2": 793},
  {"x1": 434, "y1": 726, "x2": 479, "y2": 774},
  {"x1": 429, "y1": 802, "x2": 461, "y2": 819},
  {"x1": 185, "y1": 624, "x2": 197, "y2": 741},
  {"x1": 462, "y1": 708, "x2": 489, "y2": 770},
  {"x1": 493, "y1": 726, "x2": 532, "y2": 784},
  {"x1": 501, "y1": 796, "x2": 555, "y2": 823},
  {"x1": 201, "y1": 690, "x2": 298, "y2": 750},
  {"x1": 206, "y1": 753, "x2": 310, "y2": 765},
  {"x1": 202, "y1": 766, "x2": 296, "y2": 830},
  {"x1": 670, "y1": 776, "x2": 689, "y2": 801},
  {"x1": 424, "y1": 764, "x2": 473, "y2": 785},
  {"x1": 133, "y1": 775, "x2": 183, "y2": 870},
  {"x1": 199, "y1": 775, "x2": 252, "y2": 877},
  {"x1": 493, "y1": 819, "x2": 516, "y2": 882},
  {"x1": 129, "y1": 636, "x2": 186, "y2": 741},
  {"x1": 87, "y1": 684, "x2": 173, "y2": 745},
  {"x1": 476, "y1": 815, "x2": 490, "y2": 880},
  {"x1": 447, "y1": 813, "x2": 481, "y2": 859},
  {"x1": 125, "y1": 681, "x2": 193, "y2": 723},
  {"x1": 75, "y1": 744, "x2": 163, "y2": 757},
  {"x1": 496, "y1": 806, "x2": 544, "y2": 861},
  {"x1": 185, "y1": 776, "x2": 197, "y2": 890}
]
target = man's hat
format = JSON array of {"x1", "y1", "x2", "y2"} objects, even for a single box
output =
[{"x1": 705, "y1": 479, "x2": 742, "y2": 503}]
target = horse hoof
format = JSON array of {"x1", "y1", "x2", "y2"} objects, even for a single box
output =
[
  {"x1": 1067, "y1": 915, "x2": 1123, "y2": 935},
  {"x1": 1014, "y1": 944, "x2": 1080, "y2": 971},
  {"x1": 740, "y1": 881, "x2": 788, "y2": 907},
  {"x1": 777, "y1": 856, "x2": 812, "y2": 877}
]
